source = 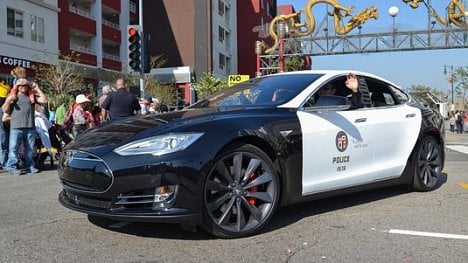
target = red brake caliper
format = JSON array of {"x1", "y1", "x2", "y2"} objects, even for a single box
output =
[{"x1": 248, "y1": 172, "x2": 257, "y2": 206}]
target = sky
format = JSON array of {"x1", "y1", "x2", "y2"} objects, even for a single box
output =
[{"x1": 276, "y1": 0, "x2": 468, "y2": 92}]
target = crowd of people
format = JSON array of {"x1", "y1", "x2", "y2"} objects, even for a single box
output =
[
  {"x1": 448, "y1": 110, "x2": 466, "y2": 134},
  {"x1": 0, "y1": 67, "x2": 167, "y2": 176}
]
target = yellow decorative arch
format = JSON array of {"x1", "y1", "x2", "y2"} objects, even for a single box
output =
[{"x1": 263, "y1": 0, "x2": 379, "y2": 54}]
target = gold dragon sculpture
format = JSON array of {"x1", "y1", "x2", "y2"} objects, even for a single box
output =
[
  {"x1": 262, "y1": 0, "x2": 379, "y2": 54},
  {"x1": 403, "y1": 0, "x2": 467, "y2": 27}
]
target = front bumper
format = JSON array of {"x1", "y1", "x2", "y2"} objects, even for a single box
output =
[
  {"x1": 57, "y1": 149, "x2": 208, "y2": 225},
  {"x1": 59, "y1": 190, "x2": 202, "y2": 224}
]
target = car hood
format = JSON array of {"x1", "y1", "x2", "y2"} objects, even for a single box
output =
[{"x1": 65, "y1": 107, "x2": 275, "y2": 153}]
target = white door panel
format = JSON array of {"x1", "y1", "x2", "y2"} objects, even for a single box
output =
[
  {"x1": 372, "y1": 105, "x2": 422, "y2": 178},
  {"x1": 298, "y1": 110, "x2": 375, "y2": 195}
]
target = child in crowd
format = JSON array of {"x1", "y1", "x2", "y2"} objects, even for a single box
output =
[{"x1": 10, "y1": 67, "x2": 36, "y2": 103}]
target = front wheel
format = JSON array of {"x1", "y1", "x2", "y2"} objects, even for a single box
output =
[
  {"x1": 203, "y1": 144, "x2": 280, "y2": 238},
  {"x1": 412, "y1": 136, "x2": 443, "y2": 192}
]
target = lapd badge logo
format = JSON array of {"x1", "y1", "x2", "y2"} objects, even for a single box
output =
[{"x1": 336, "y1": 131, "x2": 348, "y2": 152}]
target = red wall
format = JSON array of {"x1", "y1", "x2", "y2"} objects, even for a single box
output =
[
  {"x1": 237, "y1": 0, "x2": 276, "y2": 77},
  {"x1": 58, "y1": 0, "x2": 97, "y2": 66}
]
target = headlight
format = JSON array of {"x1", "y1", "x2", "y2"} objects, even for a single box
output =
[{"x1": 114, "y1": 133, "x2": 204, "y2": 156}]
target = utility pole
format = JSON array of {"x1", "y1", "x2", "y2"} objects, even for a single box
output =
[{"x1": 139, "y1": 0, "x2": 145, "y2": 98}]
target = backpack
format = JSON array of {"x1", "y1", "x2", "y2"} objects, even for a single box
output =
[{"x1": 457, "y1": 114, "x2": 463, "y2": 122}]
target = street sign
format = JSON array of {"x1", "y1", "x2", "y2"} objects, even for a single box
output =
[{"x1": 228, "y1": 75, "x2": 250, "y2": 87}]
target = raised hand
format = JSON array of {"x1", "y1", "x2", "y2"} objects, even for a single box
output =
[{"x1": 345, "y1": 73, "x2": 359, "y2": 93}]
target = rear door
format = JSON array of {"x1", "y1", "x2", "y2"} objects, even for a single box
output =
[{"x1": 365, "y1": 77, "x2": 422, "y2": 179}]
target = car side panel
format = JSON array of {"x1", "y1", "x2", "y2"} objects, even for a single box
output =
[
  {"x1": 372, "y1": 105, "x2": 422, "y2": 179},
  {"x1": 298, "y1": 109, "x2": 376, "y2": 195}
]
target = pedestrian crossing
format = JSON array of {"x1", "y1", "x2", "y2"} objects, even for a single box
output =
[{"x1": 446, "y1": 145, "x2": 468, "y2": 155}]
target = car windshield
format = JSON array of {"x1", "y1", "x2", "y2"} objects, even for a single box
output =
[{"x1": 190, "y1": 74, "x2": 322, "y2": 108}]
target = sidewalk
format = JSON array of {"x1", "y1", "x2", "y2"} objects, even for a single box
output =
[{"x1": 445, "y1": 131, "x2": 468, "y2": 146}]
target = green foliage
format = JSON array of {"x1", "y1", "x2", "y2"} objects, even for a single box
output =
[
  {"x1": 284, "y1": 56, "x2": 307, "y2": 72},
  {"x1": 146, "y1": 82, "x2": 178, "y2": 108},
  {"x1": 47, "y1": 93, "x2": 75, "y2": 109},
  {"x1": 33, "y1": 52, "x2": 85, "y2": 96},
  {"x1": 193, "y1": 72, "x2": 228, "y2": 100},
  {"x1": 407, "y1": 84, "x2": 448, "y2": 102},
  {"x1": 453, "y1": 66, "x2": 468, "y2": 109}
]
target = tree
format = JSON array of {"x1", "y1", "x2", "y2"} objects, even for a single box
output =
[
  {"x1": 33, "y1": 52, "x2": 85, "y2": 95},
  {"x1": 33, "y1": 52, "x2": 85, "y2": 107},
  {"x1": 146, "y1": 82, "x2": 178, "y2": 109},
  {"x1": 193, "y1": 72, "x2": 228, "y2": 101},
  {"x1": 407, "y1": 84, "x2": 448, "y2": 102},
  {"x1": 452, "y1": 66, "x2": 468, "y2": 109},
  {"x1": 284, "y1": 56, "x2": 308, "y2": 72}
]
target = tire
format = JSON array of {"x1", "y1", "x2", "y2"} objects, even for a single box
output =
[
  {"x1": 203, "y1": 144, "x2": 280, "y2": 238},
  {"x1": 412, "y1": 136, "x2": 443, "y2": 192}
]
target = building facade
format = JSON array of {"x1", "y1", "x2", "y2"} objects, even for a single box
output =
[
  {"x1": 143, "y1": 0, "x2": 276, "y2": 103},
  {"x1": 58, "y1": 0, "x2": 138, "y2": 87},
  {"x1": 0, "y1": 0, "x2": 59, "y2": 84},
  {"x1": 143, "y1": 0, "x2": 238, "y2": 81},
  {"x1": 237, "y1": 0, "x2": 276, "y2": 77}
]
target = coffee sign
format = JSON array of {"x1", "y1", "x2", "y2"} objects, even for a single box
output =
[{"x1": 0, "y1": 55, "x2": 32, "y2": 69}]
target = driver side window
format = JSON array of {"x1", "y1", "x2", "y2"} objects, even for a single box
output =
[{"x1": 303, "y1": 77, "x2": 351, "y2": 108}]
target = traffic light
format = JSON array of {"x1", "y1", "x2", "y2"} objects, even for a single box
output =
[{"x1": 127, "y1": 25, "x2": 142, "y2": 72}]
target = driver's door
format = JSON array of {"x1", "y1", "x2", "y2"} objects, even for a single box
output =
[{"x1": 298, "y1": 107, "x2": 375, "y2": 195}]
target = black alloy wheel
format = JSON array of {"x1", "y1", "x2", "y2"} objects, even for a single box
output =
[
  {"x1": 203, "y1": 144, "x2": 279, "y2": 238},
  {"x1": 412, "y1": 136, "x2": 442, "y2": 191}
]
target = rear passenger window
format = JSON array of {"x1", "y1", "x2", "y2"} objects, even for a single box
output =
[
  {"x1": 383, "y1": 93, "x2": 395, "y2": 105},
  {"x1": 389, "y1": 86, "x2": 409, "y2": 104}
]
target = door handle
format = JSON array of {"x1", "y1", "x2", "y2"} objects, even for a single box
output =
[
  {"x1": 355, "y1": 118, "x2": 367, "y2": 123},
  {"x1": 406, "y1": 113, "x2": 416, "y2": 118}
]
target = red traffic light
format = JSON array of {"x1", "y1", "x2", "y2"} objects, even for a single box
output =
[{"x1": 128, "y1": 27, "x2": 138, "y2": 36}]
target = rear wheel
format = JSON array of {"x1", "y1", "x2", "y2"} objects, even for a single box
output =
[
  {"x1": 203, "y1": 144, "x2": 280, "y2": 238},
  {"x1": 412, "y1": 136, "x2": 443, "y2": 191}
]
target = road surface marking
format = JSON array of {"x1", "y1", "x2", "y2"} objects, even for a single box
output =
[
  {"x1": 458, "y1": 182, "x2": 468, "y2": 189},
  {"x1": 446, "y1": 145, "x2": 468, "y2": 155},
  {"x1": 109, "y1": 221, "x2": 131, "y2": 229},
  {"x1": 388, "y1": 229, "x2": 468, "y2": 240}
]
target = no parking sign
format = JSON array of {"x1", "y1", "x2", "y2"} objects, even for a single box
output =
[{"x1": 228, "y1": 75, "x2": 250, "y2": 87}]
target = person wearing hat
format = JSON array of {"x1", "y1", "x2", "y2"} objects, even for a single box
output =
[
  {"x1": 1, "y1": 78, "x2": 47, "y2": 176},
  {"x1": 72, "y1": 94, "x2": 91, "y2": 137}
]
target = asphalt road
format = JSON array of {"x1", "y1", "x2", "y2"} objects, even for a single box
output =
[{"x1": 1, "y1": 149, "x2": 467, "y2": 263}]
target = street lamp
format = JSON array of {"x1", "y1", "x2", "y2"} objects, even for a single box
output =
[
  {"x1": 388, "y1": 6, "x2": 399, "y2": 48},
  {"x1": 277, "y1": 20, "x2": 286, "y2": 72},
  {"x1": 443, "y1": 65, "x2": 454, "y2": 105}
]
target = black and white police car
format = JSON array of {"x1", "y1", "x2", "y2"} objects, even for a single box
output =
[{"x1": 58, "y1": 70, "x2": 445, "y2": 238}]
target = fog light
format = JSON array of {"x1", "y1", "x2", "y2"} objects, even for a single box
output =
[{"x1": 153, "y1": 185, "x2": 178, "y2": 210}]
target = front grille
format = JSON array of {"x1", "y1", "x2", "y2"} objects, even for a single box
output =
[
  {"x1": 59, "y1": 151, "x2": 113, "y2": 193},
  {"x1": 64, "y1": 191, "x2": 111, "y2": 210},
  {"x1": 115, "y1": 189, "x2": 155, "y2": 209}
]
